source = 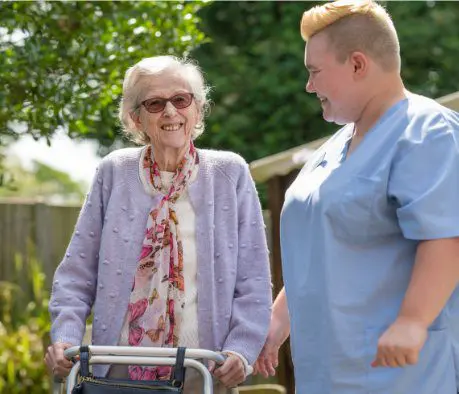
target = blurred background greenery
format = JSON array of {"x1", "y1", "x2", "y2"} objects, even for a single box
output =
[
  {"x1": 1, "y1": 1, "x2": 458, "y2": 166},
  {"x1": 0, "y1": 244, "x2": 51, "y2": 393},
  {"x1": 1, "y1": 1, "x2": 458, "y2": 393}
]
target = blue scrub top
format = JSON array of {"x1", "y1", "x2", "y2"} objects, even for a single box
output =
[{"x1": 281, "y1": 94, "x2": 459, "y2": 394}]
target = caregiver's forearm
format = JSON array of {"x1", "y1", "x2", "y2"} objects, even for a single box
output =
[
  {"x1": 398, "y1": 238, "x2": 459, "y2": 326},
  {"x1": 272, "y1": 287, "x2": 291, "y2": 341}
]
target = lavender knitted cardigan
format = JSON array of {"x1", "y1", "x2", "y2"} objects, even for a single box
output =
[{"x1": 49, "y1": 147, "x2": 272, "y2": 377}]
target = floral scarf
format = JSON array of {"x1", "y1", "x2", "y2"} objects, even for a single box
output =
[{"x1": 127, "y1": 142, "x2": 197, "y2": 381}]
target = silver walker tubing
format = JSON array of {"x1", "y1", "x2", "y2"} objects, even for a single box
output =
[
  {"x1": 53, "y1": 376, "x2": 64, "y2": 394},
  {"x1": 64, "y1": 346, "x2": 226, "y2": 363}
]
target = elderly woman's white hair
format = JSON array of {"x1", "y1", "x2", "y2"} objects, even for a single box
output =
[{"x1": 119, "y1": 56, "x2": 211, "y2": 145}]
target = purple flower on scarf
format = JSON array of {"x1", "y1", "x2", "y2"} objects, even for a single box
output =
[
  {"x1": 167, "y1": 299, "x2": 174, "y2": 318},
  {"x1": 139, "y1": 245, "x2": 153, "y2": 260},
  {"x1": 129, "y1": 298, "x2": 148, "y2": 322},
  {"x1": 165, "y1": 300, "x2": 175, "y2": 345},
  {"x1": 156, "y1": 366, "x2": 172, "y2": 380},
  {"x1": 129, "y1": 365, "x2": 144, "y2": 380},
  {"x1": 141, "y1": 367, "x2": 158, "y2": 380},
  {"x1": 128, "y1": 326, "x2": 145, "y2": 346},
  {"x1": 129, "y1": 366, "x2": 172, "y2": 381},
  {"x1": 145, "y1": 227, "x2": 155, "y2": 240}
]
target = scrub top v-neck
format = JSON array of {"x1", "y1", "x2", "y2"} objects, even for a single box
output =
[{"x1": 281, "y1": 94, "x2": 459, "y2": 394}]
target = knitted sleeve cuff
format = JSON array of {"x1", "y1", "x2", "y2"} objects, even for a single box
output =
[{"x1": 221, "y1": 350, "x2": 253, "y2": 377}]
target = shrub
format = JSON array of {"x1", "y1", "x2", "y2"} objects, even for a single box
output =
[{"x1": 0, "y1": 248, "x2": 51, "y2": 394}]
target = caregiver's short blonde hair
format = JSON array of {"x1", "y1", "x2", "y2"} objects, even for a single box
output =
[{"x1": 301, "y1": 0, "x2": 400, "y2": 72}]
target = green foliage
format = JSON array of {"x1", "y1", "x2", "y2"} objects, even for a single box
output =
[
  {"x1": 0, "y1": 159, "x2": 86, "y2": 202},
  {"x1": 193, "y1": 2, "x2": 333, "y2": 163},
  {"x1": 2, "y1": 1, "x2": 459, "y2": 176},
  {"x1": 386, "y1": 1, "x2": 459, "y2": 98},
  {"x1": 192, "y1": 1, "x2": 459, "y2": 163},
  {"x1": 0, "y1": 246, "x2": 51, "y2": 394},
  {"x1": 0, "y1": 138, "x2": 16, "y2": 190},
  {"x1": 0, "y1": 1, "x2": 208, "y2": 146},
  {"x1": 0, "y1": 150, "x2": 9, "y2": 189},
  {"x1": 33, "y1": 160, "x2": 85, "y2": 197}
]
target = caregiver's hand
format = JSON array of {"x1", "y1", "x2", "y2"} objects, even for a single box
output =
[{"x1": 371, "y1": 317, "x2": 428, "y2": 368}]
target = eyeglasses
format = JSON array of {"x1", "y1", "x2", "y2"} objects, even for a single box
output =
[{"x1": 139, "y1": 93, "x2": 194, "y2": 113}]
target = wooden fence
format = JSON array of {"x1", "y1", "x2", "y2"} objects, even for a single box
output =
[{"x1": 0, "y1": 199, "x2": 81, "y2": 288}]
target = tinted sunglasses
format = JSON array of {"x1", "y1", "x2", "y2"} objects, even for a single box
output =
[{"x1": 140, "y1": 93, "x2": 194, "y2": 113}]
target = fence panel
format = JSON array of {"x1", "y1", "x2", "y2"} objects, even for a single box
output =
[{"x1": 0, "y1": 200, "x2": 80, "y2": 288}]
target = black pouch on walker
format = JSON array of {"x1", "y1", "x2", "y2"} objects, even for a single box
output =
[{"x1": 72, "y1": 346, "x2": 186, "y2": 394}]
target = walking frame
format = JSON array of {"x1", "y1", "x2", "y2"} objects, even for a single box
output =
[{"x1": 53, "y1": 345, "x2": 228, "y2": 394}]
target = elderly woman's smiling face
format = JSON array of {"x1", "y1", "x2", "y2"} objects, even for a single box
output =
[{"x1": 132, "y1": 71, "x2": 201, "y2": 151}]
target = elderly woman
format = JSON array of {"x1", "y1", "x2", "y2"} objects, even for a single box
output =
[{"x1": 44, "y1": 56, "x2": 272, "y2": 393}]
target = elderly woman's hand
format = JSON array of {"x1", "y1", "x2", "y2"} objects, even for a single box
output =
[
  {"x1": 44, "y1": 342, "x2": 74, "y2": 378},
  {"x1": 209, "y1": 353, "x2": 246, "y2": 388}
]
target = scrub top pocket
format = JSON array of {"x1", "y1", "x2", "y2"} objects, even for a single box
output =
[{"x1": 325, "y1": 176, "x2": 382, "y2": 245}]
